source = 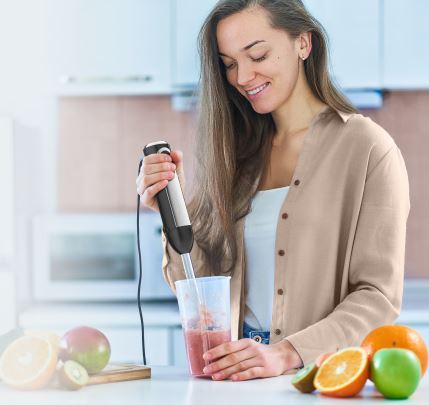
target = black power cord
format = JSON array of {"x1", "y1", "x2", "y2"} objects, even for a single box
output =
[{"x1": 136, "y1": 159, "x2": 147, "y2": 366}]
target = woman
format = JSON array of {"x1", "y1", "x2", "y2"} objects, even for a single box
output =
[{"x1": 136, "y1": 0, "x2": 410, "y2": 381}]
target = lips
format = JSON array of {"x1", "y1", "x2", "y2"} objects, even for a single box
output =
[{"x1": 245, "y1": 82, "x2": 269, "y2": 96}]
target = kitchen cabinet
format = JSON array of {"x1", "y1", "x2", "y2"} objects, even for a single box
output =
[
  {"x1": 172, "y1": 0, "x2": 218, "y2": 88},
  {"x1": 174, "y1": 0, "x2": 381, "y2": 90},
  {"x1": 172, "y1": 326, "x2": 188, "y2": 367},
  {"x1": 50, "y1": 0, "x2": 172, "y2": 95},
  {"x1": 304, "y1": 0, "x2": 381, "y2": 89},
  {"x1": 95, "y1": 327, "x2": 170, "y2": 365},
  {"x1": 0, "y1": 117, "x2": 14, "y2": 264},
  {"x1": 383, "y1": 0, "x2": 429, "y2": 89},
  {"x1": 0, "y1": 117, "x2": 16, "y2": 334},
  {"x1": 18, "y1": 303, "x2": 183, "y2": 365},
  {"x1": 0, "y1": 272, "x2": 16, "y2": 335}
]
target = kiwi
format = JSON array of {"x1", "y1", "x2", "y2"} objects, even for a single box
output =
[
  {"x1": 58, "y1": 360, "x2": 89, "y2": 390},
  {"x1": 291, "y1": 362, "x2": 319, "y2": 393}
]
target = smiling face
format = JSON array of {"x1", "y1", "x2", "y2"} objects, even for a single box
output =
[{"x1": 216, "y1": 7, "x2": 308, "y2": 115}]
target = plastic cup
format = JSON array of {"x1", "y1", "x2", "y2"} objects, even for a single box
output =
[{"x1": 175, "y1": 276, "x2": 231, "y2": 377}]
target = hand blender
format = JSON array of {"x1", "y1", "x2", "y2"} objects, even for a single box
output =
[
  {"x1": 143, "y1": 141, "x2": 195, "y2": 278},
  {"x1": 143, "y1": 141, "x2": 210, "y2": 363}
]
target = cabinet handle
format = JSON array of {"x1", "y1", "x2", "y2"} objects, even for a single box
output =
[{"x1": 59, "y1": 75, "x2": 153, "y2": 84}]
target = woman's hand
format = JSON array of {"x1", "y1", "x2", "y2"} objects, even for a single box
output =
[
  {"x1": 202, "y1": 338, "x2": 303, "y2": 381},
  {"x1": 136, "y1": 149, "x2": 186, "y2": 212}
]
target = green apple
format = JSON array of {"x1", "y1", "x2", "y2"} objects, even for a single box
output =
[{"x1": 371, "y1": 348, "x2": 421, "y2": 399}]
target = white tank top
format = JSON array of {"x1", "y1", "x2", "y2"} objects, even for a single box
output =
[{"x1": 244, "y1": 186, "x2": 290, "y2": 330}]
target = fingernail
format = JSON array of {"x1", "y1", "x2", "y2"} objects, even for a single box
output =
[
  {"x1": 203, "y1": 367, "x2": 209, "y2": 374},
  {"x1": 203, "y1": 353, "x2": 211, "y2": 360}
]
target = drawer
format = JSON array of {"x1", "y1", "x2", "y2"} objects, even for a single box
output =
[
  {"x1": 172, "y1": 326, "x2": 188, "y2": 367},
  {"x1": 101, "y1": 327, "x2": 170, "y2": 365}
]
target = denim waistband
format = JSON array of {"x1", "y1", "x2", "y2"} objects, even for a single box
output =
[{"x1": 243, "y1": 321, "x2": 270, "y2": 344}]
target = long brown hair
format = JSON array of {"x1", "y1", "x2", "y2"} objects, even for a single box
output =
[{"x1": 188, "y1": 0, "x2": 357, "y2": 276}]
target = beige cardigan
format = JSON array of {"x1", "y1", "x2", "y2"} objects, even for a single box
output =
[{"x1": 161, "y1": 107, "x2": 410, "y2": 366}]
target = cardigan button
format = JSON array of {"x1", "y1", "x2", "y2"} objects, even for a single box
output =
[
  {"x1": 278, "y1": 249, "x2": 285, "y2": 256},
  {"x1": 274, "y1": 329, "x2": 281, "y2": 335},
  {"x1": 281, "y1": 212, "x2": 288, "y2": 219},
  {"x1": 277, "y1": 289, "x2": 284, "y2": 295},
  {"x1": 294, "y1": 179, "x2": 301, "y2": 186}
]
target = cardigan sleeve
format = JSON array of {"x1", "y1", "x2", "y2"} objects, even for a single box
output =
[{"x1": 286, "y1": 145, "x2": 410, "y2": 365}]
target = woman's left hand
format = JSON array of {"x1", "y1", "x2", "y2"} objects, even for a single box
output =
[{"x1": 202, "y1": 338, "x2": 303, "y2": 381}]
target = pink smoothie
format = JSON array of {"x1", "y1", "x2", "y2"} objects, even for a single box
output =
[{"x1": 184, "y1": 329, "x2": 231, "y2": 377}]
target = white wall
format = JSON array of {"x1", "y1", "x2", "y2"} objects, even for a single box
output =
[{"x1": 0, "y1": 0, "x2": 59, "y2": 309}]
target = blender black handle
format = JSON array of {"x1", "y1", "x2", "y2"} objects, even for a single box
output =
[{"x1": 143, "y1": 141, "x2": 194, "y2": 255}]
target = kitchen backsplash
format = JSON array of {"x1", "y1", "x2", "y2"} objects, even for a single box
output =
[
  {"x1": 57, "y1": 92, "x2": 429, "y2": 279},
  {"x1": 58, "y1": 96, "x2": 197, "y2": 211}
]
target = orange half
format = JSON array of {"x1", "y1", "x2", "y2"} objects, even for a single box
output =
[
  {"x1": 0, "y1": 335, "x2": 58, "y2": 390},
  {"x1": 314, "y1": 347, "x2": 369, "y2": 397}
]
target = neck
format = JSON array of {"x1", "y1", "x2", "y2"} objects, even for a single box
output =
[{"x1": 271, "y1": 65, "x2": 327, "y2": 143}]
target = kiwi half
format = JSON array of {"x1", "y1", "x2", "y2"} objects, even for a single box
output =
[
  {"x1": 291, "y1": 362, "x2": 319, "y2": 393},
  {"x1": 58, "y1": 360, "x2": 89, "y2": 390}
]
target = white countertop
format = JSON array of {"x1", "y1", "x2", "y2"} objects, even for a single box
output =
[{"x1": 1, "y1": 366, "x2": 428, "y2": 405}]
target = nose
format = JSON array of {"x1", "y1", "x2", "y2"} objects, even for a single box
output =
[{"x1": 236, "y1": 62, "x2": 256, "y2": 87}]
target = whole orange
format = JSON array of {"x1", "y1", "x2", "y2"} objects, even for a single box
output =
[{"x1": 361, "y1": 325, "x2": 428, "y2": 377}]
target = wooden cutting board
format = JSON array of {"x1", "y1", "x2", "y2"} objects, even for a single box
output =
[{"x1": 88, "y1": 363, "x2": 151, "y2": 385}]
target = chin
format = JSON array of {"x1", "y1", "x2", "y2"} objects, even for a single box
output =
[{"x1": 249, "y1": 101, "x2": 276, "y2": 115}]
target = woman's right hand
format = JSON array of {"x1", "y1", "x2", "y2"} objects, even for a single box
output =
[{"x1": 136, "y1": 150, "x2": 186, "y2": 213}]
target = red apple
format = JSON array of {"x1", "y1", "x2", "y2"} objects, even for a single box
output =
[{"x1": 59, "y1": 326, "x2": 111, "y2": 374}]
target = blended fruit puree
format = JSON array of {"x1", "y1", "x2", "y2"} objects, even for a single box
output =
[{"x1": 184, "y1": 329, "x2": 231, "y2": 377}]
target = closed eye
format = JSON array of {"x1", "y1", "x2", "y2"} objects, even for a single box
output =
[
  {"x1": 223, "y1": 60, "x2": 235, "y2": 70},
  {"x1": 252, "y1": 55, "x2": 266, "y2": 62},
  {"x1": 222, "y1": 54, "x2": 267, "y2": 70}
]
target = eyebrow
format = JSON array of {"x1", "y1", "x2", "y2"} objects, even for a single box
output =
[{"x1": 218, "y1": 40, "x2": 266, "y2": 57}]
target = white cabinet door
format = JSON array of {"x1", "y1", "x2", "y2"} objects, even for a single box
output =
[
  {"x1": 173, "y1": 0, "x2": 218, "y2": 86},
  {"x1": 174, "y1": 0, "x2": 381, "y2": 90},
  {"x1": 304, "y1": 0, "x2": 381, "y2": 89},
  {"x1": 30, "y1": 325, "x2": 172, "y2": 365},
  {"x1": 383, "y1": 0, "x2": 429, "y2": 89},
  {"x1": 48, "y1": 0, "x2": 172, "y2": 95},
  {"x1": 0, "y1": 272, "x2": 16, "y2": 334},
  {"x1": 103, "y1": 327, "x2": 171, "y2": 365},
  {"x1": 172, "y1": 326, "x2": 188, "y2": 367},
  {"x1": 0, "y1": 118, "x2": 13, "y2": 264}
]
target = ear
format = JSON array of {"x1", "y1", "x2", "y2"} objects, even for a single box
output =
[{"x1": 295, "y1": 32, "x2": 312, "y2": 60}]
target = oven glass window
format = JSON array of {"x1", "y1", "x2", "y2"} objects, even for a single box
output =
[{"x1": 50, "y1": 233, "x2": 135, "y2": 280}]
